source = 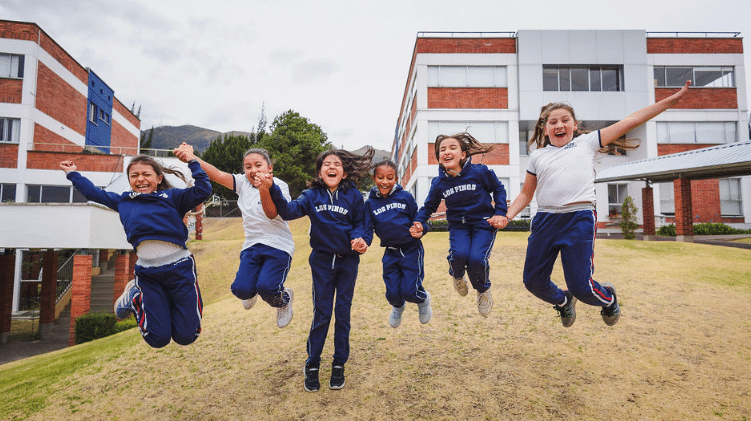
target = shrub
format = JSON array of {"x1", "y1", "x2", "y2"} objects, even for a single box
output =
[
  {"x1": 656, "y1": 222, "x2": 751, "y2": 237},
  {"x1": 74, "y1": 313, "x2": 137, "y2": 344},
  {"x1": 427, "y1": 218, "x2": 530, "y2": 232},
  {"x1": 657, "y1": 224, "x2": 676, "y2": 237},
  {"x1": 620, "y1": 196, "x2": 639, "y2": 240}
]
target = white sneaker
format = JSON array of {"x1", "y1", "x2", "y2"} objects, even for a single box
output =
[
  {"x1": 389, "y1": 304, "x2": 405, "y2": 328},
  {"x1": 242, "y1": 294, "x2": 258, "y2": 310},
  {"x1": 417, "y1": 291, "x2": 432, "y2": 324},
  {"x1": 452, "y1": 276, "x2": 469, "y2": 296},
  {"x1": 277, "y1": 288, "x2": 294, "y2": 328},
  {"x1": 114, "y1": 279, "x2": 137, "y2": 319},
  {"x1": 477, "y1": 288, "x2": 493, "y2": 317}
]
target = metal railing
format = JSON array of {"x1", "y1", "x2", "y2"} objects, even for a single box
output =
[
  {"x1": 647, "y1": 31, "x2": 741, "y2": 38},
  {"x1": 418, "y1": 31, "x2": 515, "y2": 38}
]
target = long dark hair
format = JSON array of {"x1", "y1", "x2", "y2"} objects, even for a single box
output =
[
  {"x1": 434, "y1": 132, "x2": 495, "y2": 169},
  {"x1": 126, "y1": 155, "x2": 189, "y2": 191},
  {"x1": 309, "y1": 148, "x2": 375, "y2": 190}
]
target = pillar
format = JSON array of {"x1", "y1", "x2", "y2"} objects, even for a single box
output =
[
  {"x1": 113, "y1": 253, "x2": 130, "y2": 309},
  {"x1": 674, "y1": 178, "x2": 693, "y2": 242},
  {"x1": 69, "y1": 255, "x2": 92, "y2": 346},
  {"x1": 641, "y1": 186, "x2": 655, "y2": 239},
  {"x1": 0, "y1": 253, "x2": 14, "y2": 344},
  {"x1": 39, "y1": 250, "x2": 58, "y2": 339},
  {"x1": 195, "y1": 203, "x2": 204, "y2": 240}
]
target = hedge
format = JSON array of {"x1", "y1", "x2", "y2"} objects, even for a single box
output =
[
  {"x1": 74, "y1": 313, "x2": 137, "y2": 344},
  {"x1": 428, "y1": 218, "x2": 530, "y2": 232}
]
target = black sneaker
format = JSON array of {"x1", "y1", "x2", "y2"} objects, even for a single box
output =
[
  {"x1": 600, "y1": 283, "x2": 621, "y2": 326},
  {"x1": 304, "y1": 364, "x2": 320, "y2": 392},
  {"x1": 553, "y1": 291, "x2": 577, "y2": 328},
  {"x1": 329, "y1": 364, "x2": 345, "y2": 390}
]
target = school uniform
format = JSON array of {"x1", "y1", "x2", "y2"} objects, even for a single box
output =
[
  {"x1": 363, "y1": 184, "x2": 427, "y2": 308},
  {"x1": 67, "y1": 159, "x2": 211, "y2": 348},
  {"x1": 269, "y1": 180, "x2": 365, "y2": 368},
  {"x1": 414, "y1": 157, "x2": 507, "y2": 292},
  {"x1": 524, "y1": 130, "x2": 615, "y2": 307},
  {"x1": 230, "y1": 175, "x2": 294, "y2": 307}
]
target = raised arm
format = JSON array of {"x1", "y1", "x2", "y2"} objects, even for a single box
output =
[
  {"x1": 600, "y1": 80, "x2": 690, "y2": 146},
  {"x1": 255, "y1": 173, "x2": 279, "y2": 219},
  {"x1": 174, "y1": 142, "x2": 234, "y2": 190}
]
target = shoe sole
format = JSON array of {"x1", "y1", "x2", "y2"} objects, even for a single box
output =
[
  {"x1": 329, "y1": 381, "x2": 345, "y2": 390},
  {"x1": 562, "y1": 297, "x2": 577, "y2": 328},
  {"x1": 303, "y1": 366, "x2": 319, "y2": 392},
  {"x1": 418, "y1": 294, "x2": 432, "y2": 324},
  {"x1": 601, "y1": 283, "x2": 621, "y2": 326},
  {"x1": 453, "y1": 278, "x2": 469, "y2": 297},
  {"x1": 277, "y1": 289, "x2": 294, "y2": 328}
]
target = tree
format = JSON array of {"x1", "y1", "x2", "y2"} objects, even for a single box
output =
[
  {"x1": 620, "y1": 196, "x2": 639, "y2": 240},
  {"x1": 199, "y1": 133, "x2": 259, "y2": 199},
  {"x1": 139, "y1": 126, "x2": 153, "y2": 150},
  {"x1": 260, "y1": 110, "x2": 331, "y2": 197}
]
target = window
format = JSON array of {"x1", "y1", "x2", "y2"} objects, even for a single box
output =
[
  {"x1": 543, "y1": 66, "x2": 624, "y2": 91},
  {"x1": 607, "y1": 184, "x2": 629, "y2": 217},
  {"x1": 654, "y1": 66, "x2": 734, "y2": 88},
  {"x1": 428, "y1": 121, "x2": 508, "y2": 144},
  {"x1": 656, "y1": 122, "x2": 736, "y2": 144},
  {"x1": 88, "y1": 102, "x2": 97, "y2": 124},
  {"x1": 428, "y1": 66, "x2": 507, "y2": 88},
  {"x1": 1, "y1": 183, "x2": 16, "y2": 202},
  {"x1": 98, "y1": 108, "x2": 110, "y2": 125},
  {"x1": 519, "y1": 130, "x2": 531, "y2": 156},
  {"x1": 0, "y1": 118, "x2": 20, "y2": 143},
  {"x1": 659, "y1": 182, "x2": 675, "y2": 215},
  {"x1": 720, "y1": 178, "x2": 742, "y2": 216},
  {"x1": 0, "y1": 53, "x2": 24, "y2": 78},
  {"x1": 26, "y1": 185, "x2": 90, "y2": 203}
]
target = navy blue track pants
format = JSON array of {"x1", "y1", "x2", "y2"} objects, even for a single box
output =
[
  {"x1": 447, "y1": 224, "x2": 496, "y2": 293},
  {"x1": 382, "y1": 241, "x2": 427, "y2": 308},
  {"x1": 231, "y1": 243, "x2": 292, "y2": 308}
]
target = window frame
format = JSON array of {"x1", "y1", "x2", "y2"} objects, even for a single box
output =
[
  {"x1": 607, "y1": 183, "x2": 629, "y2": 217},
  {"x1": 654, "y1": 66, "x2": 735, "y2": 88},
  {"x1": 542, "y1": 65, "x2": 624, "y2": 92},
  {"x1": 427, "y1": 65, "x2": 508, "y2": 88},
  {"x1": 0, "y1": 53, "x2": 24, "y2": 79}
]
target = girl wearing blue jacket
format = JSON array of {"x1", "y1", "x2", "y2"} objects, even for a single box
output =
[
  {"x1": 363, "y1": 160, "x2": 432, "y2": 328},
  {"x1": 60, "y1": 155, "x2": 212, "y2": 348},
  {"x1": 411, "y1": 133, "x2": 507, "y2": 317},
  {"x1": 259, "y1": 148, "x2": 374, "y2": 392}
]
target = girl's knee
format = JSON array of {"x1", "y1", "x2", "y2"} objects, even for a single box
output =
[
  {"x1": 231, "y1": 283, "x2": 255, "y2": 300},
  {"x1": 172, "y1": 329, "x2": 200, "y2": 346},
  {"x1": 144, "y1": 333, "x2": 171, "y2": 349}
]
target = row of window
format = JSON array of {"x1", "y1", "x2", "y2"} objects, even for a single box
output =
[
  {"x1": 654, "y1": 66, "x2": 734, "y2": 88},
  {"x1": 0, "y1": 53, "x2": 24, "y2": 79},
  {"x1": 1, "y1": 183, "x2": 89, "y2": 203},
  {"x1": 543, "y1": 66, "x2": 623, "y2": 92},
  {"x1": 608, "y1": 179, "x2": 743, "y2": 217},
  {"x1": 88, "y1": 102, "x2": 111, "y2": 125}
]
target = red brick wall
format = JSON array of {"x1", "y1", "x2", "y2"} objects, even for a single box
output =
[
  {"x1": 113, "y1": 97, "x2": 140, "y2": 129},
  {"x1": 691, "y1": 179, "x2": 721, "y2": 223},
  {"x1": 642, "y1": 187, "x2": 655, "y2": 235},
  {"x1": 32, "y1": 123, "x2": 83, "y2": 153},
  {"x1": 26, "y1": 151, "x2": 124, "y2": 172},
  {"x1": 69, "y1": 254, "x2": 92, "y2": 346},
  {"x1": 0, "y1": 78, "x2": 23, "y2": 103},
  {"x1": 655, "y1": 87, "x2": 737, "y2": 109},
  {"x1": 110, "y1": 119, "x2": 138, "y2": 155},
  {"x1": 415, "y1": 38, "x2": 517, "y2": 54},
  {"x1": 0, "y1": 144, "x2": 19, "y2": 168},
  {"x1": 657, "y1": 144, "x2": 714, "y2": 155},
  {"x1": 0, "y1": 254, "x2": 14, "y2": 335},
  {"x1": 37, "y1": 29, "x2": 88, "y2": 84},
  {"x1": 647, "y1": 38, "x2": 743, "y2": 54},
  {"x1": 428, "y1": 87, "x2": 508, "y2": 109},
  {"x1": 0, "y1": 20, "x2": 41, "y2": 41},
  {"x1": 39, "y1": 250, "x2": 58, "y2": 324},
  {"x1": 36, "y1": 62, "x2": 87, "y2": 135},
  {"x1": 428, "y1": 143, "x2": 509, "y2": 165},
  {"x1": 674, "y1": 178, "x2": 693, "y2": 236},
  {"x1": 113, "y1": 254, "x2": 130, "y2": 310}
]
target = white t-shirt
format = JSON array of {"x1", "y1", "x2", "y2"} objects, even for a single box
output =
[
  {"x1": 234, "y1": 174, "x2": 295, "y2": 256},
  {"x1": 527, "y1": 131, "x2": 601, "y2": 212}
]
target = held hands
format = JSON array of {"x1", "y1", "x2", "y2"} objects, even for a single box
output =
[
  {"x1": 409, "y1": 221, "x2": 424, "y2": 238},
  {"x1": 173, "y1": 142, "x2": 196, "y2": 163},
  {"x1": 252, "y1": 173, "x2": 274, "y2": 189},
  {"x1": 488, "y1": 215, "x2": 509, "y2": 230},
  {"x1": 351, "y1": 238, "x2": 368, "y2": 254},
  {"x1": 59, "y1": 160, "x2": 77, "y2": 173}
]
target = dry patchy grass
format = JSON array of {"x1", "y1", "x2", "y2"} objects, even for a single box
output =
[{"x1": 2, "y1": 218, "x2": 751, "y2": 420}]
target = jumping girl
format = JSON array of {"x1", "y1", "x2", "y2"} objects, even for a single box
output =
[
  {"x1": 410, "y1": 133, "x2": 507, "y2": 317},
  {"x1": 499, "y1": 81, "x2": 691, "y2": 327},
  {"x1": 60, "y1": 155, "x2": 211, "y2": 348},
  {"x1": 258, "y1": 148, "x2": 374, "y2": 392},
  {"x1": 173, "y1": 143, "x2": 295, "y2": 328},
  {"x1": 363, "y1": 160, "x2": 432, "y2": 328}
]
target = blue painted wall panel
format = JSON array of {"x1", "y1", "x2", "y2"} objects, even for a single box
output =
[{"x1": 85, "y1": 70, "x2": 114, "y2": 153}]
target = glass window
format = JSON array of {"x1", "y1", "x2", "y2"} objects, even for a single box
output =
[
  {"x1": 440, "y1": 67, "x2": 466, "y2": 87},
  {"x1": 88, "y1": 102, "x2": 97, "y2": 124},
  {"x1": 657, "y1": 122, "x2": 736, "y2": 144},
  {"x1": 72, "y1": 188, "x2": 87, "y2": 203},
  {"x1": 467, "y1": 67, "x2": 494, "y2": 87},
  {"x1": 601, "y1": 68, "x2": 620, "y2": 91},
  {"x1": 590, "y1": 68, "x2": 602, "y2": 91},
  {"x1": 428, "y1": 121, "x2": 509, "y2": 144},
  {"x1": 558, "y1": 67, "x2": 571, "y2": 91},
  {"x1": 543, "y1": 66, "x2": 623, "y2": 92},
  {"x1": 428, "y1": 66, "x2": 507, "y2": 87},
  {"x1": 607, "y1": 184, "x2": 628, "y2": 217},
  {"x1": 659, "y1": 182, "x2": 675, "y2": 215},
  {"x1": 665, "y1": 67, "x2": 692, "y2": 87},
  {"x1": 0, "y1": 53, "x2": 24, "y2": 78},
  {"x1": 655, "y1": 66, "x2": 734, "y2": 88},
  {"x1": 653, "y1": 67, "x2": 665, "y2": 88},
  {"x1": 571, "y1": 68, "x2": 589, "y2": 91},
  {"x1": 41, "y1": 186, "x2": 71, "y2": 203},
  {"x1": 542, "y1": 67, "x2": 558, "y2": 91},
  {"x1": 0, "y1": 118, "x2": 20, "y2": 143},
  {"x1": 27, "y1": 185, "x2": 41, "y2": 203},
  {"x1": 694, "y1": 68, "x2": 724, "y2": 87},
  {"x1": 719, "y1": 178, "x2": 742, "y2": 216},
  {"x1": 1, "y1": 183, "x2": 16, "y2": 202}
]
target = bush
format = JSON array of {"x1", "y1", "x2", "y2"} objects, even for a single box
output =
[
  {"x1": 620, "y1": 196, "x2": 639, "y2": 240},
  {"x1": 657, "y1": 224, "x2": 677, "y2": 237},
  {"x1": 427, "y1": 218, "x2": 530, "y2": 232},
  {"x1": 656, "y1": 223, "x2": 751, "y2": 237},
  {"x1": 74, "y1": 313, "x2": 137, "y2": 344}
]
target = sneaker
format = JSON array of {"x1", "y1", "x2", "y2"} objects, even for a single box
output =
[
  {"x1": 477, "y1": 288, "x2": 493, "y2": 317},
  {"x1": 452, "y1": 276, "x2": 469, "y2": 296},
  {"x1": 329, "y1": 364, "x2": 345, "y2": 390},
  {"x1": 600, "y1": 283, "x2": 621, "y2": 326},
  {"x1": 417, "y1": 291, "x2": 433, "y2": 324},
  {"x1": 241, "y1": 294, "x2": 257, "y2": 310},
  {"x1": 303, "y1": 364, "x2": 320, "y2": 392},
  {"x1": 277, "y1": 288, "x2": 294, "y2": 328},
  {"x1": 553, "y1": 291, "x2": 577, "y2": 328},
  {"x1": 389, "y1": 304, "x2": 405, "y2": 328},
  {"x1": 114, "y1": 279, "x2": 138, "y2": 319}
]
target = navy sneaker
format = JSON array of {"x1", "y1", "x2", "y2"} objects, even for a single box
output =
[
  {"x1": 114, "y1": 279, "x2": 138, "y2": 319},
  {"x1": 304, "y1": 364, "x2": 320, "y2": 392},
  {"x1": 600, "y1": 283, "x2": 621, "y2": 326},
  {"x1": 553, "y1": 290, "x2": 577, "y2": 328},
  {"x1": 329, "y1": 364, "x2": 345, "y2": 390}
]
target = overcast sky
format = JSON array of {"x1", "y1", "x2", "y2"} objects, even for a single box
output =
[{"x1": 2, "y1": 0, "x2": 750, "y2": 152}]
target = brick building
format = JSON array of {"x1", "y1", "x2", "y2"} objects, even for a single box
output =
[
  {"x1": 0, "y1": 20, "x2": 142, "y2": 344},
  {"x1": 392, "y1": 30, "x2": 750, "y2": 229}
]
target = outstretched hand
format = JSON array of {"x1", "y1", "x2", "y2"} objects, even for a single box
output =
[
  {"x1": 59, "y1": 160, "x2": 77, "y2": 173},
  {"x1": 173, "y1": 142, "x2": 196, "y2": 163}
]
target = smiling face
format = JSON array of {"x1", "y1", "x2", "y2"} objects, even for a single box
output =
[
  {"x1": 243, "y1": 153, "x2": 272, "y2": 183},
  {"x1": 128, "y1": 162, "x2": 163, "y2": 194},
  {"x1": 438, "y1": 137, "x2": 466, "y2": 174},
  {"x1": 373, "y1": 164, "x2": 397, "y2": 197},
  {"x1": 545, "y1": 108, "x2": 578, "y2": 147},
  {"x1": 319, "y1": 154, "x2": 347, "y2": 191}
]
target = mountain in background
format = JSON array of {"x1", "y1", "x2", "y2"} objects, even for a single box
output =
[{"x1": 143, "y1": 125, "x2": 391, "y2": 158}]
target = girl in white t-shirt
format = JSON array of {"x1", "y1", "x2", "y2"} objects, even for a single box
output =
[
  {"x1": 499, "y1": 81, "x2": 690, "y2": 328},
  {"x1": 175, "y1": 143, "x2": 295, "y2": 328}
]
